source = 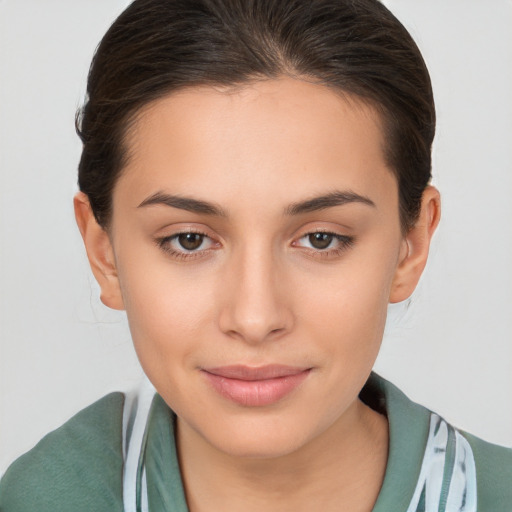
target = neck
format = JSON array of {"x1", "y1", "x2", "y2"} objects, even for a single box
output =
[{"x1": 177, "y1": 399, "x2": 389, "y2": 512}]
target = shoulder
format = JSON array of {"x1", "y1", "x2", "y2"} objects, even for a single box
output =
[
  {"x1": 0, "y1": 393, "x2": 125, "y2": 512},
  {"x1": 461, "y1": 430, "x2": 512, "y2": 509},
  {"x1": 365, "y1": 373, "x2": 512, "y2": 511}
]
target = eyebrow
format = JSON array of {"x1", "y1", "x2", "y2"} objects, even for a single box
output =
[
  {"x1": 138, "y1": 192, "x2": 228, "y2": 217},
  {"x1": 137, "y1": 189, "x2": 375, "y2": 217},
  {"x1": 284, "y1": 190, "x2": 375, "y2": 215}
]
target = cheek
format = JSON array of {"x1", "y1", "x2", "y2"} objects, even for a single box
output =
[
  {"x1": 301, "y1": 247, "x2": 398, "y2": 352},
  {"x1": 116, "y1": 251, "x2": 218, "y2": 371}
]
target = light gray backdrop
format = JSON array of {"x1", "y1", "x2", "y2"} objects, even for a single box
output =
[{"x1": 1, "y1": 0, "x2": 511, "y2": 473}]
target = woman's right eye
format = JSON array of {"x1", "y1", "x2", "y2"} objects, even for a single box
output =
[
  {"x1": 175, "y1": 233, "x2": 207, "y2": 251},
  {"x1": 156, "y1": 231, "x2": 216, "y2": 260}
]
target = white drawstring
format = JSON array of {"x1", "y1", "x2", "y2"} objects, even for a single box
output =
[{"x1": 122, "y1": 377, "x2": 156, "y2": 512}]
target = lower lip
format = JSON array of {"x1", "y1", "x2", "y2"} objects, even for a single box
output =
[{"x1": 202, "y1": 370, "x2": 311, "y2": 407}]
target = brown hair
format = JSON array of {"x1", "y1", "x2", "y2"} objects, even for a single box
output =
[{"x1": 76, "y1": 0, "x2": 435, "y2": 232}]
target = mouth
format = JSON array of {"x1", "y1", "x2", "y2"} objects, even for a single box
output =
[{"x1": 201, "y1": 365, "x2": 312, "y2": 407}]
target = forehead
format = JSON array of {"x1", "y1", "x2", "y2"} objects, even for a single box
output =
[{"x1": 116, "y1": 77, "x2": 396, "y2": 212}]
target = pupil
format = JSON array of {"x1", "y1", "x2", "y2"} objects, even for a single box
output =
[
  {"x1": 309, "y1": 233, "x2": 333, "y2": 250},
  {"x1": 178, "y1": 233, "x2": 203, "y2": 251}
]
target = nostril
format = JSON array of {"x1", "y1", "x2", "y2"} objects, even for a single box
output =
[{"x1": 216, "y1": 260, "x2": 294, "y2": 343}]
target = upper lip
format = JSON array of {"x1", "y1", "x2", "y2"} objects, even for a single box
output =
[{"x1": 202, "y1": 365, "x2": 311, "y2": 381}]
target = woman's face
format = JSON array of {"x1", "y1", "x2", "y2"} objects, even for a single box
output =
[{"x1": 107, "y1": 77, "x2": 408, "y2": 457}]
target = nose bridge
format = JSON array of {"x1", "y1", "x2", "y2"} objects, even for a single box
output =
[{"x1": 218, "y1": 239, "x2": 291, "y2": 344}]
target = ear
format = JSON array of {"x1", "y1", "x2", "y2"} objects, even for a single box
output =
[
  {"x1": 73, "y1": 192, "x2": 125, "y2": 310},
  {"x1": 389, "y1": 186, "x2": 441, "y2": 303}
]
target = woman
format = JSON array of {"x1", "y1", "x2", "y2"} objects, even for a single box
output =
[{"x1": 1, "y1": 0, "x2": 510, "y2": 511}]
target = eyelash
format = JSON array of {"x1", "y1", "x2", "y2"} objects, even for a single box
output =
[
  {"x1": 294, "y1": 231, "x2": 355, "y2": 259},
  {"x1": 155, "y1": 230, "x2": 214, "y2": 261},
  {"x1": 155, "y1": 230, "x2": 355, "y2": 261}
]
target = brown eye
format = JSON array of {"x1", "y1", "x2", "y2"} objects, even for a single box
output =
[
  {"x1": 308, "y1": 232, "x2": 334, "y2": 249},
  {"x1": 156, "y1": 230, "x2": 216, "y2": 260},
  {"x1": 294, "y1": 231, "x2": 355, "y2": 258},
  {"x1": 178, "y1": 233, "x2": 205, "y2": 251}
]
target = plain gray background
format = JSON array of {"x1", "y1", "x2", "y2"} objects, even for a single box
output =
[{"x1": 1, "y1": 0, "x2": 511, "y2": 473}]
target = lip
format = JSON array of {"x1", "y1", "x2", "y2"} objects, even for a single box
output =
[{"x1": 201, "y1": 365, "x2": 312, "y2": 407}]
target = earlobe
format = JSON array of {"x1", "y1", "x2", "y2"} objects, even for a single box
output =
[
  {"x1": 73, "y1": 192, "x2": 125, "y2": 310},
  {"x1": 389, "y1": 186, "x2": 441, "y2": 304}
]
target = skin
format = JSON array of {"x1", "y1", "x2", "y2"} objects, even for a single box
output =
[{"x1": 75, "y1": 77, "x2": 440, "y2": 511}]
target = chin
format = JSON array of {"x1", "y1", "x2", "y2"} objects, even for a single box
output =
[
  {"x1": 193, "y1": 412, "x2": 318, "y2": 460},
  {"x1": 213, "y1": 432, "x2": 309, "y2": 460}
]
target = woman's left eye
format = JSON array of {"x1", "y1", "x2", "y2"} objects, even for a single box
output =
[{"x1": 294, "y1": 232, "x2": 355, "y2": 254}]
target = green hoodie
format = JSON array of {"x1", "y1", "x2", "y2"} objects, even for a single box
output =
[{"x1": 1, "y1": 373, "x2": 511, "y2": 511}]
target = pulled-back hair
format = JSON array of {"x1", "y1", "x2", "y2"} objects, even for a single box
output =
[{"x1": 76, "y1": 0, "x2": 435, "y2": 232}]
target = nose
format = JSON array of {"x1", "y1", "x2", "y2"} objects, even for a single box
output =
[{"x1": 217, "y1": 245, "x2": 294, "y2": 345}]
